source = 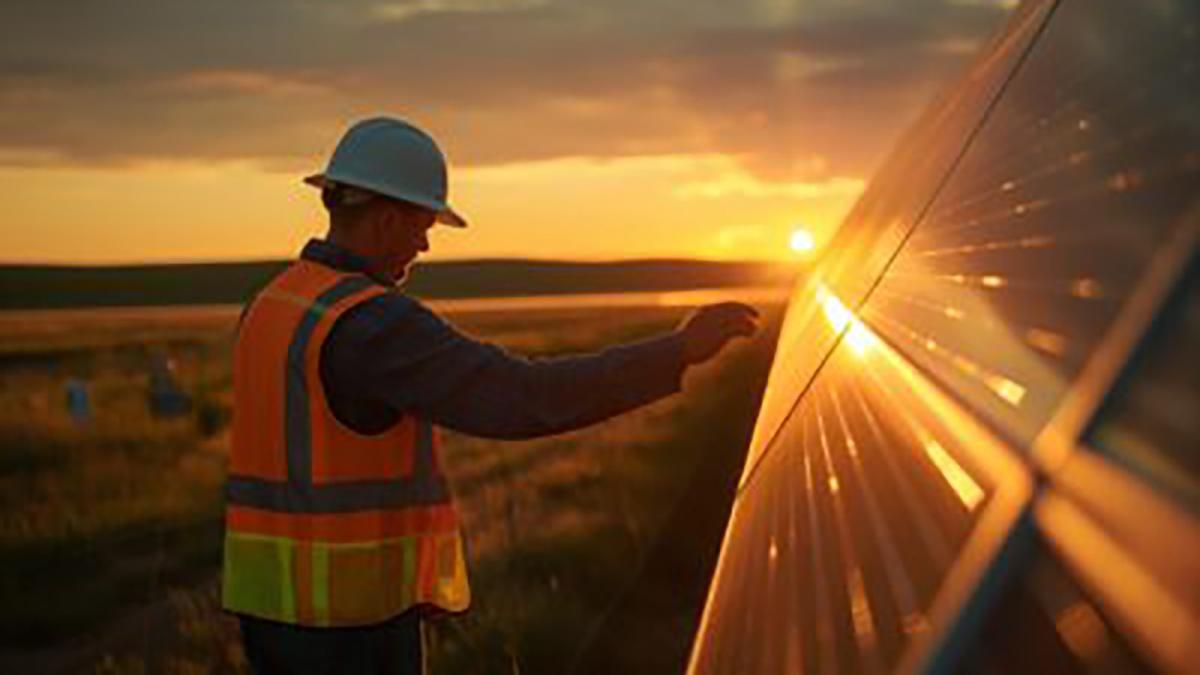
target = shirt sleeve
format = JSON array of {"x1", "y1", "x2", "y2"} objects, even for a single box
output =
[{"x1": 322, "y1": 292, "x2": 690, "y2": 439}]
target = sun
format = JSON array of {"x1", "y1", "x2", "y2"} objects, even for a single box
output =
[{"x1": 789, "y1": 228, "x2": 815, "y2": 254}]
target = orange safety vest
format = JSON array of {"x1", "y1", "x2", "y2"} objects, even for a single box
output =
[{"x1": 222, "y1": 259, "x2": 470, "y2": 626}]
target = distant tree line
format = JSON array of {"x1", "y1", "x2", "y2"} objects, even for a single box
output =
[{"x1": 0, "y1": 259, "x2": 796, "y2": 310}]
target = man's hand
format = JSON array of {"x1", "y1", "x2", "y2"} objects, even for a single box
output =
[{"x1": 676, "y1": 302, "x2": 760, "y2": 365}]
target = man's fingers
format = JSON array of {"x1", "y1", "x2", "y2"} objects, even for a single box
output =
[
  {"x1": 720, "y1": 312, "x2": 758, "y2": 339},
  {"x1": 738, "y1": 303, "x2": 761, "y2": 320},
  {"x1": 699, "y1": 303, "x2": 760, "y2": 330},
  {"x1": 678, "y1": 302, "x2": 762, "y2": 364},
  {"x1": 731, "y1": 317, "x2": 757, "y2": 338},
  {"x1": 710, "y1": 301, "x2": 760, "y2": 320}
]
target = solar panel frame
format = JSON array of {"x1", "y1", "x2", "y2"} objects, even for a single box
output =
[{"x1": 1028, "y1": 212, "x2": 1200, "y2": 674}]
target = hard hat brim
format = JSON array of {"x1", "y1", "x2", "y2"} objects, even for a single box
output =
[
  {"x1": 303, "y1": 173, "x2": 468, "y2": 228},
  {"x1": 435, "y1": 205, "x2": 468, "y2": 228}
]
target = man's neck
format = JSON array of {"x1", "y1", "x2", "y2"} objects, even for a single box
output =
[
  {"x1": 312, "y1": 235, "x2": 393, "y2": 285},
  {"x1": 326, "y1": 229, "x2": 369, "y2": 258}
]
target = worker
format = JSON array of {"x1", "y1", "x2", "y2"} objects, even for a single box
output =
[{"x1": 222, "y1": 116, "x2": 760, "y2": 675}]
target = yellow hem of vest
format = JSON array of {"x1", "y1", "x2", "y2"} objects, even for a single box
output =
[{"x1": 225, "y1": 531, "x2": 458, "y2": 549}]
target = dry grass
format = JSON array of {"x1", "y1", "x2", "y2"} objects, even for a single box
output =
[
  {"x1": 0, "y1": 301, "x2": 782, "y2": 675},
  {"x1": 0, "y1": 330, "x2": 230, "y2": 662}
]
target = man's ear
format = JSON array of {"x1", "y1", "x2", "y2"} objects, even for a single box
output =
[
  {"x1": 371, "y1": 202, "x2": 397, "y2": 238},
  {"x1": 394, "y1": 203, "x2": 419, "y2": 229}
]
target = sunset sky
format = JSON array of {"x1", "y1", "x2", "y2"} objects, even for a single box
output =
[{"x1": 1, "y1": 0, "x2": 1015, "y2": 264}]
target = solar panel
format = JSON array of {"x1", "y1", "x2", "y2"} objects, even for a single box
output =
[
  {"x1": 690, "y1": 0, "x2": 1199, "y2": 672},
  {"x1": 743, "y1": 0, "x2": 1057, "y2": 484},
  {"x1": 690, "y1": 333, "x2": 1029, "y2": 674},
  {"x1": 861, "y1": 0, "x2": 1200, "y2": 448}
]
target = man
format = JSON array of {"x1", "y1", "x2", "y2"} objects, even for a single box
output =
[{"x1": 223, "y1": 116, "x2": 759, "y2": 674}]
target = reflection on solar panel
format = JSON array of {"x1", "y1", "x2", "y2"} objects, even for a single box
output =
[
  {"x1": 689, "y1": 0, "x2": 1199, "y2": 673},
  {"x1": 863, "y1": 0, "x2": 1200, "y2": 448},
  {"x1": 741, "y1": 0, "x2": 1056, "y2": 484},
  {"x1": 690, "y1": 327, "x2": 1028, "y2": 674}
]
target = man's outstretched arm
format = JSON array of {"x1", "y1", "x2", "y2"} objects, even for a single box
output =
[{"x1": 321, "y1": 293, "x2": 757, "y2": 440}]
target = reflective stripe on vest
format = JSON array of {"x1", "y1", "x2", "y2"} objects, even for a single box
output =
[{"x1": 222, "y1": 261, "x2": 470, "y2": 626}]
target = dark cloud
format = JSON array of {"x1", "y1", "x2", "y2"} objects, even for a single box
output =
[{"x1": 0, "y1": 0, "x2": 1012, "y2": 179}]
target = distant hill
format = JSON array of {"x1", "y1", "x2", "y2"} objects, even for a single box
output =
[{"x1": 0, "y1": 258, "x2": 797, "y2": 310}]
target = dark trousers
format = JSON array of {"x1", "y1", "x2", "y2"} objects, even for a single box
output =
[{"x1": 239, "y1": 612, "x2": 425, "y2": 675}]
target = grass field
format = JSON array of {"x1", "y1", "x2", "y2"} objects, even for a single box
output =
[{"x1": 0, "y1": 298, "x2": 783, "y2": 675}]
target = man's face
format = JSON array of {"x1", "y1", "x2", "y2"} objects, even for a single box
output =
[{"x1": 373, "y1": 200, "x2": 437, "y2": 283}]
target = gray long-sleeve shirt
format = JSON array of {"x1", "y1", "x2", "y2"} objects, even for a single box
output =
[{"x1": 299, "y1": 239, "x2": 690, "y2": 439}]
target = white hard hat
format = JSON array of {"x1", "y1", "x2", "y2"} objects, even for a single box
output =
[{"x1": 304, "y1": 116, "x2": 467, "y2": 228}]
